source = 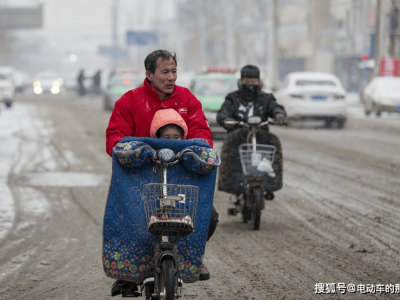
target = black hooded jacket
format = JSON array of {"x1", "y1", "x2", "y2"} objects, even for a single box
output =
[{"x1": 216, "y1": 89, "x2": 286, "y2": 127}]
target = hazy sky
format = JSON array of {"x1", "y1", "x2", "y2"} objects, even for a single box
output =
[
  {"x1": 3, "y1": 0, "x2": 178, "y2": 72},
  {"x1": 14, "y1": 0, "x2": 175, "y2": 50}
]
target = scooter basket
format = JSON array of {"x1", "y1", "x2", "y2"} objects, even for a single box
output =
[
  {"x1": 239, "y1": 143, "x2": 276, "y2": 176},
  {"x1": 142, "y1": 183, "x2": 200, "y2": 237}
]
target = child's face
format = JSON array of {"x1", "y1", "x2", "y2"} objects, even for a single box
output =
[{"x1": 160, "y1": 126, "x2": 182, "y2": 140}]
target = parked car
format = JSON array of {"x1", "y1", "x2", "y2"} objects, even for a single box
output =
[
  {"x1": 189, "y1": 69, "x2": 238, "y2": 125},
  {"x1": 362, "y1": 76, "x2": 400, "y2": 117},
  {"x1": 13, "y1": 70, "x2": 31, "y2": 94},
  {"x1": 104, "y1": 73, "x2": 143, "y2": 111},
  {"x1": 0, "y1": 67, "x2": 16, "y2": 108},
  {"x1": 274, "y1": 72, "x2": 347, "y2": 128},
  {"x1": 32, "y1": 72, "x2": 64, "y2": 95}
]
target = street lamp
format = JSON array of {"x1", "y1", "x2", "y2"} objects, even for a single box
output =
[{"x1": 69, "y1": 54, "x2": 77, "y2": 62}]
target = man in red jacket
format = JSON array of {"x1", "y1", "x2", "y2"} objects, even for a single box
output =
[
  {"x1": 106, "y1": 49, "x2": 213, "y2": 156},
  {"x1": 106, "y1": 50, "x2": 215, "y2": 296}
]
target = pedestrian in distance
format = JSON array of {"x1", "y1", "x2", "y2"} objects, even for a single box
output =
[
  {"x1": 93, "y1": 70, "x2": 102, "y2": 95},
  {"x1": 77, "y1": 69, "x2": 86, "y2": 97}
]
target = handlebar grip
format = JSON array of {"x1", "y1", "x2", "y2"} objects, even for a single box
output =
[{"x1": 175, "y1": 149, "x2": 194, "y2": 160}]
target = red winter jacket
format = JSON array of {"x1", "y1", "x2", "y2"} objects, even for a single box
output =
[{"x1": 106, "y1": 79, "x2": 213, "y2": 156}]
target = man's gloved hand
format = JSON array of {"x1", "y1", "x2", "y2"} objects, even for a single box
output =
[
  {"x1": 221, "y1": 118, "x2": 237, "y2": 131},
  {"x1": 274, "y1": 113, "x2": 287, "y2": 126}
]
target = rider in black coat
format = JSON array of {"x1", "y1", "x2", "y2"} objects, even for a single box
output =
[
  {"x1": 217, "y1": 65, "x2": 286, "y2": 129},
  {"x1": 217, "y1": 65, "x2": 286, "y2": 197}
]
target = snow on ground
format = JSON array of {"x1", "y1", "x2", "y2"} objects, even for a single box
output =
[
  {"x1": 0, "y1": 104, "x2": 51, "y2": 241},
  {"x1": 20, "y1": 171, "x2": 110, "y2": 187},
  {"x1": 0, "y1": 104, "x2": 30, "y2": 239},
  {"x1": 0, "y1": 101, "x2": 110, "y2": 241}
]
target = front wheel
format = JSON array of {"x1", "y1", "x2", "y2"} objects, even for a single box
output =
[
  {"x1": 250, "y1": 187, "x2": 262, "y2": 230},
  {"x1": 241, "y1": 194, "x2": 250, "y2": 223},
  {"x1": 160, "y1": 259, "x2": 176, "y2": 300}
]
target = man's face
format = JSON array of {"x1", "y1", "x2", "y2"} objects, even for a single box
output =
[
  {"x1": 146, "y1": 57, "x2": 177, "y2": 99},
  {"x1": 241, "y1": 78, "x2": 259, "y2": 85}
]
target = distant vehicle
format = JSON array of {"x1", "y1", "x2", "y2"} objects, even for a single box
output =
[
  {"x1": 33, "y1": 72, "x2": 64, "y2": 95},
  {"x1": 0, "y1": 67, "x2": 15, "y2": 108},
  {"x1": 362, "y1": 76, "x2": 400, "y2": 117},
  {"x1": 176, "y1": 71, "x2": 195, "y2": 89},
  {"x1": 13, "y1": 70, "x2": 31, "y2": 94},
  {"x1": 274, "y1": 72, "x2": 347, "y2": 128},
  {"x1": 104, "y1": 73, "x2": 143, "y2": 111},
  {"x1": 189, "y1": 68, "x2": 238, "y2": 125}
]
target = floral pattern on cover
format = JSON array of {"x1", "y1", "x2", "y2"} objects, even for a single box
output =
[
  {"x1": 103, "y1": 137, "x2": 217, "y2": 284},
  {"x1": 181, "y1": 146, "x2": 220, "y2": 175},
  {"x1": 113, "y1": 141, "x2": 154, "y2": 168}
]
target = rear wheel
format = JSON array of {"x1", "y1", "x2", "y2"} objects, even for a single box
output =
[
  {"x1": 249, "y1": 188, "x2": 262, "y2": 230},
  {"x1": 160, "y1": 259, "x2": 176, "y2": 300},
  {"x1": 242, "y1": 205, "x2": 250, "y2": 223}
]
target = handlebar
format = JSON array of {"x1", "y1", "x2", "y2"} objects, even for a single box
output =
[
  {"x1": 149, "y1": 147, "x2": 220, "y2": 167},
  {"x1": 223, "y1": 119, "x2": 276, "y2": 127}
]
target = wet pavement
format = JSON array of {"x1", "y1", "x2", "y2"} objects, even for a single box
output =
[{"x1": 0, "y1": 93, "x2": 400, "y2": 299}]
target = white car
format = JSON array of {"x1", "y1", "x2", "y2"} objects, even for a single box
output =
[
  {"x1": 362, "y1": 76, "x2": 400, "y2": 117},
  {"x1": 33, "y1": 72, "x2": 64, "y2": 95},
  {"x1": 0, "y1": 67, "x2": 16, "y2": 108},
  {"x1": 275, "y1": 72, "x2": 347, "y2": 128}
]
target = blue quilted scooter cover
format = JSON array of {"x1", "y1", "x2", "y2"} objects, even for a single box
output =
[{"x1": 102, "y1": 137, "x2": 218, "y2": 283}]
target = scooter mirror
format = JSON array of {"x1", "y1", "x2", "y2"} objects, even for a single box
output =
[{"x1": 247, "y1": 116, "x2": 262, "y2": 124}]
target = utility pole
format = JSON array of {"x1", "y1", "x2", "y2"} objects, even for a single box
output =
[
  {"x1": 268, "y1": 0, "x2": 279, "y2": 89},
  {"x1": 389, "y1": 0, "x2": 399, "y2": 57},
  {"x1": 112, "y1": 0, "x2": 119, "y2": 69},
  {"x1": 225, "y1": 1, "x2": 235, "y2": 68},
  {"x1": 199, "y1": 1, "x2": 207, "y2": 70},
  {"x1": 373, "y1": 0, "x2": 382, "y2": 77}
]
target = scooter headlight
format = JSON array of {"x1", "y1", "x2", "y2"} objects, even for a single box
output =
[{"x1": 158, "y1": 149, "x2": 176, "y2": 162}]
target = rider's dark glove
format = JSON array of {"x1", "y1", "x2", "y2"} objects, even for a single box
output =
[
  {"x1": 274, "y1": 113, "x2": 287, "y2": 126},
  {"x1": 221, "y1": 118, "x2": 237, "y2": 131}
]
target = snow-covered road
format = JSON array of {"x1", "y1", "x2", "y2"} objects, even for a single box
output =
[
  {"x1": 0, "y1": 104, "x2": 50, "y2": 240},
  {"x1": 1, "y1": 94, "x2": 400, "y2": 299}
]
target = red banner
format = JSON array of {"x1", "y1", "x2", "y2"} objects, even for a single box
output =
[{"x1": 379, "y1": 57, "x2": 399, "y2": 76}]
